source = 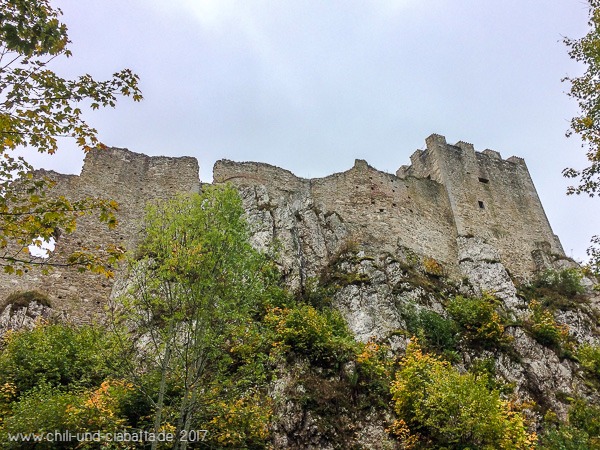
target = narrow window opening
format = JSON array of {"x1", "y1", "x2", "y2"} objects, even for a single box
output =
[
  {"x1": 392, "y1": 203, "x2": 397, "y2": 207},
  {"x1": 379, "y1": 208, "x2": 384, "y2": 213},
  {"x1": 371, "y1": 200, "x2": 375, "y2": 205},
  {"x1": 478, "y1": 177, "x2": 489, "y2": 184},
  {"x1": 478, "y1": 201, "x2": 485, "y2": 209},
  {"x1": 427, "y1": 175, "x2": 431, "y2": 180}
]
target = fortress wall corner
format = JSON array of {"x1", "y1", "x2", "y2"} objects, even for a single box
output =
[{"x1": 0, "y1": 148, "x2": 201, "y2": 321}]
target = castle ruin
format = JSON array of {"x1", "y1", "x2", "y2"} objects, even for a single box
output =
[{"x1": 0, "y1": 134, "x2": 567, "y2": 321}]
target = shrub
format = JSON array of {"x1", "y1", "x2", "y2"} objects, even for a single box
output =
[
  {"x1": 266, "y1": 304, "x2": 357, "y2": 369},
  {"x1": 538, "y1": 425, "x2": 591, "y2": 450},
  {"x1": 403, "y1": 306, "x2": 458, "y2": 355},
  {"x1": 527, "y1": 300, "x2": 572, "y2": 352},
  {"x1": 569, "y1": 399, "x2": 600, "y2": 440},
  {"x1": 519, "y1": 268, "x2": 587, "y2": 311},
  {"x1": 390, "y1": 340, "x2": 535, "y2": 449},
  {"x1": 577, "y1": 344, "x2": 600, "y2": 381},
  {"x1": 206, "y1": 390, "x2": 272, "y2": 448},
  {"x1": 534, "y1": 268, "x2": 585, "y2": 297},
  {"x1": 538, "y1": 398, "x2": 600, "y2": 449},
  {"x1": 422, "y1": 257, "x2": 445, "y2": 277},
  {"x1": 355, "y1": 340, "x2": 394, "y2": 405},
  {"x1": 0, "y1": 322, "x2": 118, "y2": 396},
  {"x1": 447, "y1": 294, "x2": 509, "y2": 349},
  {"x1": 0, "y1": 381, "x2": 132, "y2": 448}
]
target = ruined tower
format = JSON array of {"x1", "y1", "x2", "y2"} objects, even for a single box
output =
[
  {"x1": 397, "y1": 134, "x2": 564, "y2": 277},
  {"x1": 0, "y1": 135, "x2": 568, "y2": 318}
]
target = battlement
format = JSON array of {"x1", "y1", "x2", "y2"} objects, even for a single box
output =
[{"x1": 0, "y1": 135, "x2": 566, "y2": 318}]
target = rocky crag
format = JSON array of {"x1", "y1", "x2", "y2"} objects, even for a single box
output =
[{"x1": 1, "y1": 135, "x2": 598, "y2": 447}]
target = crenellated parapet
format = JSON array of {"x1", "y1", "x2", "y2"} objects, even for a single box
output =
[
  {"x1": 397, "y1": 134, "x2": 564, "y2": 276},
  {"x1": 0, "y1": 135, "x2": 567, "y2": 318}
]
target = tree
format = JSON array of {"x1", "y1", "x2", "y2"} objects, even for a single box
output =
[
  {"x1": 563, "y1": 0, "x2": 600, "y2": 197},
  {"x1": 111, "y1": 186, "x2": 277, "y2": 450},
  {"x1": 0, "y1": 0, "x2": 142, "y2": 276},
  {"x1": 390, "y1": 340, "x2": 535, "y2": 449},
  {"x1": 563, "y1": 0, "x2": 600, "y2": 275}
]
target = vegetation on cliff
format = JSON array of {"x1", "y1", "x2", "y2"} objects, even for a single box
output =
[{"x1": 0, "y1": 187, "x2": 598, "y2": 449}]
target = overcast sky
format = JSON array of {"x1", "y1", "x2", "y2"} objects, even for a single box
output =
[{"x1": 26, "y1": 0, "x2": 597, "y2": 262}]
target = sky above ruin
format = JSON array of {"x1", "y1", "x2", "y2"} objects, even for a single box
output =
[{"x1": 25, "y1": 0, "x2": 597, "y2": 262}]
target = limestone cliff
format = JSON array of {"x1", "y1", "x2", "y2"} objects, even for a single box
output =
[{"x1": 0, "y1": 136, "x2": 599, "y2": 448}]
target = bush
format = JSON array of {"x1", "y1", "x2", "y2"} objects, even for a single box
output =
[
  {"x1": 355, "y1": 340, "x2": 394, "y2": 405},
  {"x1": 577, "y1": 344, "x2": 600, "y2": 381},
  {"x1": 538, "y1": 425, "x2": 591, "y2": 450},
  {"x1": 266, "y1": 304, "x2": 357, "y2": 369},
  {"x1": 422, "y1": 257, "x2": 445, "y2": 277},
  {"x1": 569, "y1": 399, "x2": 600, "y2": 440},
  {"x1": 447, "y1": 294, "x2": 509, "y2": 349},
  {"x1": 534, "y1": 268, "x2": 586, "y2": 297},
  {"x1": 538, "y1": 398, "x2": 600, "y2": 449},
  {"x1": 390, "y1": 340, "x2": 535, "y2": 449},
  {"x1": 0, "y1": 322, "x2": 118, "y2": 396},
  {"x1": 520, "y1": 268, "x2": 586, "y2": 311},
  {"x1": 403, "y1": 306, "x2": 458, "y2": 355},
  {"x1": 527, "y1": 300, "x2": 571, "y2": 350},
  {"x1": 0, "y1": 381, "x2": 132, "y2": 449}
]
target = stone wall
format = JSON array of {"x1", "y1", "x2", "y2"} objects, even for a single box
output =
[
  {"x1": 214, "y1": 158, "x2": 459, "y2": 286},
  {"x1": 398, "y1": 134, "x2": 565, "y2": 278},
  {"x1": 0, "y1": 147, "x2": 200, "y2": 322},
  {"x1": 0, "y1": 135, "x2": 566, "y2": 316}
]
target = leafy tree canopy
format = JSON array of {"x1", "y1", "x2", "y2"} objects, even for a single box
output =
[
  {"x1": 564, "y1": 0, "x2": 600, "y2": 197},
  {"x1": 0, "y1": 0, "x2": 142, "y2": 276},
  {"x1": 564, "y1": 0, "x2": 600, "y2": 275}
]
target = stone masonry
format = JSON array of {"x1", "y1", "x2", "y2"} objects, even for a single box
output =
[{"x1": 0, "y1": 134, "x2": 567, "y2": 319}]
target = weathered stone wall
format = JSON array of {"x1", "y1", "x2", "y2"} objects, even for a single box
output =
[
  {"x1": 214, "y1": 157, "x2": 459, "y2": 287},
  {"x1": 0, "y1": 147, "x2": 200, "y2": 322},
  {"x1": 0, "y1": 135, "x2": 566, "y2": 315},
  {"x1": 399, "y1": 134, "x2": 565, "y2": 279}
]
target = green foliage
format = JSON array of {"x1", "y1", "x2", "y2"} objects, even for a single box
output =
[
  {"x1": 533, "y1": 268, "x2": 585, "y2": 298},
  {"x1": 301, "y1": 276, "x2": 335, "y2": 309},
  {"x1": 586, "y1": 236, "x2": 600, "y2": 278},
  {"x1": 114, "y1": 186, "x2": 280, "y2": 446},
  {"x1": 318, "y1": 241, "x2": 380, "y2": 292},
  {"x1": 447, "y1": 293, "x2": 510, "y2": 349},
  {"x1": 527, "y1": 300, "x2": 572, "y2": 352},
  {"x1": 0, "y1": 322, "x2": 117, "y2": 396},
  {"x1": 563, "y1": 1, "x2": 600, "y2": 274},
  {"x1": 1, "y1": 381, "x2": 132, "y2": 449},
  {"x1": 538, "y1": 398, "x2": 600, "y2": 449},
  {"x1": 354, "y1": 340, "x2": 395, "y2": 407},
  {"x1": 563, "y1": 0, "x2": 600, "y2": 197},
  {"x1": 266, "y1": 303, "x2": 358, "y2": 369},
  {"x1": 538, "y1": 425, "x2": 592, "y2": 450},
  {"x1": 577, "y1": 343, "x2": 600, "y2": 381},
  {"x1": 0, "y1": 0, "x2": 141, "y2": 275},
  {"x1": 519, "y1": 269, "x2": 586, "y2": 312},
  {"x1": 403, "y1": 305, "x2": 458, "y2": 356},
  {"x1": 569, "y1": 399, "x2": 600, "y2": 440},
  {"x1": 469, "y1": 357, "x2": 515, "y2": 395},
  {"x1": 390, "y1": 340, "x2": 535, "y2": 449}
]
